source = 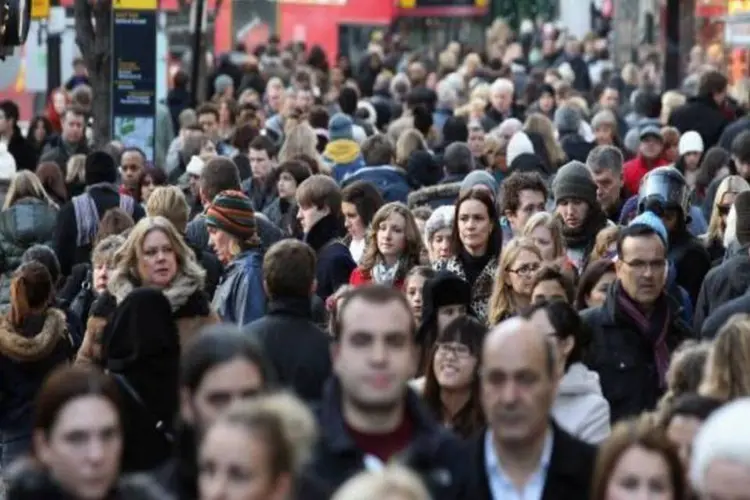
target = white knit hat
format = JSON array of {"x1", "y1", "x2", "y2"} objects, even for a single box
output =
[
  {"x1": 678, "y1": 130, "x2": 704, "y2": 156},
  {"x1": 0, "y1": 141, "x2": 17, "y2": 181},
  {"x1": 506, "y1": 131, "x2": 535, "y2": 166},
  {"x1": 186, "y1": 155, "x2": 205, "y2": 177}
]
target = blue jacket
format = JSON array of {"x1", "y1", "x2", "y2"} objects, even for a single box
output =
[
  {"x1": 342, "y1": 165, "x2": 411, "y2": 203},
  {"x1": 212, "y1": 249, "x2": 266, "y2": 325},
  {"x1": 307, "y1": 378, "x2": 469, "y2": 500}
]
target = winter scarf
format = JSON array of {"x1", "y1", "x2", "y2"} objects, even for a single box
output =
[
  {"x1": 371, "y1": 257, "x2": 405, "y2": 286},
  {"x1": 107, "y1": 270, "x2": 202, "y2": 313}
]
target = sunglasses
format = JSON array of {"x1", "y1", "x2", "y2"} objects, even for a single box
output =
[{"x1": 718, "y1": 205, "x2": 732, "y2": 216}]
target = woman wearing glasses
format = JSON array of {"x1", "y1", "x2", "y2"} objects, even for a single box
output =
[
  {"x1": 488, "y1": 237, "x2": 542, "y2": 325},
  {"x1": 421, "y1": 316, "x2": 487, "y2": 439},
  {"x1": 701, "y1": 175, "x2": 750, "y2": 263}
]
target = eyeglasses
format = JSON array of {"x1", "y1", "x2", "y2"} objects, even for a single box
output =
[
  {"x1": 436, "y1": 342, "x2": 472, "y2": 359},
  {"x1": 717, "y1": 205, "x2": 732, "y2": 216},
  {"x1": 508, "y1": 263, "x2": 541, "y2": 276},
  {"x1": 621, "y1": 258, "x2": 667, "y2": 273}
]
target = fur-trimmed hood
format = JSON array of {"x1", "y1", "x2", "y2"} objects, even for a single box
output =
[
  {"x1": 107, "y1": 270, "x2": 203, "y2": 313},
  {"x1": 407, "y1": 181, "x2": 462, "y2": 209},
  {"x1": 0, "y1": 308, "x2": 70, "y2": 362}
]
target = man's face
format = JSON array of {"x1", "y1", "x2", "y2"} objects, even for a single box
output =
[
  {"x1": 120, "y1": 151, "x2": 144, "y2": 187},
  {"x1": 480, "y1": 321, "x2": 556, "y2": 445},
  {"x1": 296, "y1": 204, "x2": 328, "y2": 234},
  {"x1": 555, "y1": 198, "x2": 590, "y2": 230},
  {"x1": 295, "y1": 90, "x2": 313, "y2": 112},
  {"x1": 640, "y1": 136, "x2": 663, "y2": 160},
  {"x1": 539, "y1": 93, "x2": 555, "y2": 113},
  {"x1": 592, "y1": 169, "x2": 622, "y2": 211},
  {"x1": 74, "y1": 62, "x2": 87, "y2": 76},
  {"x1": 600, "y1": 88, "x2": 619, "y2": 110},
  {"x1": 249, "y1": 148, "x2": 272, "y2": 180},
  {"x1": 468, "y1": 128, "x2": 485, "y2": 157},
  {"x1": 267, "y1": 87, "x2": 283, "y2": 112},
  {"x1": 62, "y1": 112, "x2": 85, "y2": 143},
  {"x1": 198, "y1": 112, "x2": 219, "y2": 140},
  {"x1": 616, "y1": 234, "x2": 667, "y2": 306},
  {"x1": 333, "y1": 297, "x2": 415, "y2": 412},
  {"x1": 491, "y1": 89, "x2": 512, "y2": 113},
  {"x1": 507, "y1": 189, "x2": 546, "y2": 233}
]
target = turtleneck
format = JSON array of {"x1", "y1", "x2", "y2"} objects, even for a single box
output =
[{"x1": 459, "y1": 248, "x2": 492, "y2": 288}]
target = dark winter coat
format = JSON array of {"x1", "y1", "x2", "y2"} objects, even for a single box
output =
[
  {"x1": 463, "y1": 421, "x2": 596, "y2": 500},
  {"x1": 308, "y1": 379, "x2": 469, "y2": 500},
  {"x1": 212, "y1": 249, "x2": 266, "y2": 325},
  {"x1": 304, "y1": 213, "x2": 355, "y2": 302},
  {"x1": 244, "y1": 297, "x2": 332, "y2": 404},
  {"x1": 668, "y1": 95, "x2": 730, "y2": 150},
  {"x1": 669, "y1": 228, "x2": 712, "y2": 306},
  {"x1": 581, "y1": 285, "x2": 696, "y2": 423},
  {"x1": 185, "y1": 211, "x2": 283, "y2": 256},
  {"x1": 7, "y1": 128, "x2": 37, "y2": 171},
  {"x1": 39, "y1": 136, "x2": 90, "y2": 174},
  {"x1": 0, "y1": 198, "x2": 57, "y2": 308},
  {"x1": 343, "y1": 165, "x2": 413, "y2": 204},
  {"x1": 694, "y1": 250, "x2": 750, "y2": 332}
]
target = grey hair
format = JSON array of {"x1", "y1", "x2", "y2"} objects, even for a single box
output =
[
  {"x1": 586, "y1": 145, "x2": 624, "y2": 175},
  {"x1": 424, "y1": 205, "x2": 455, "y2": 243}
]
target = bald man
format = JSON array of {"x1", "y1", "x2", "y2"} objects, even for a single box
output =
[{"x1": 464, "y1": 317, "x2": 596, "y2": 500}]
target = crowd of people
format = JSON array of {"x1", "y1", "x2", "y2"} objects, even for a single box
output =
[{"x1": 1, "y1": 16, "x2": 750, "y2": 500}]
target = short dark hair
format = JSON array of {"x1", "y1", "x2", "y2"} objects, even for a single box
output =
[
  {"x1": 173, "y1": 69, "x2": 189, "y2": 88},
  {"x1": 62, "y1": 106, "x2": 87, "y2": 122},
  {"x1": 731, "y1": 130, "x2": 750, "y2": 164},
  {"x1": 500, "y1": 172, "x2": 548, "y2": 215},
  {"x1": 521, "y1": 300, "x2": 590, "y2": 370},
  {"x1": 21, "y1": 244, "x2": 61, "y2": 287},
  {"x1": 530, "y1": 265, "x2": 576, "y2": 304},
  {"x1": 361, "y1": 134, "x2": 394, "y2": 166},
  {"x1": 616, "y1": 223, "x2": 665, "y2": 257},
  {"x1": 575, "y1": 258, "x2": 615, "y2": 310},
  {"x1": 196, "y1": 103, "x2": 220, "y2": 120},
  {"x1": 200, "y1": 157, "x2": 241, "y2": 202},
  {"x1": 263, "y1": 240, "x2": 317, "y2": 300},
  {"x1": 341, "y1": 180, "x2": 385, "y2": 229},
  {"x1": 443, "y1": 142, "x2": 474, "y2": 175},
  {"x1": 332, "y1": 284, "x2": 415, "y2": 341},
  {"x1": 0, "y1": 100, "x2": 20, "y2": 123},
  {"x1": 663, "y1": 394, "x2": 723, "y2": 426},
  {"x1": 120, "y1": 146, "x2": 146, "y2": 164},
  {"x1": 309, "y1": 106, "x2": 329, "y2": 130},
  {"x1": 698, "y1": 70, "x2": 728, "y2": 98},
  {"x1": 338, "y1": 87, "x2": 358, "y2": 115},
  {"x1": 249, "y1": 135, "x2": 276, "y2": 158}
]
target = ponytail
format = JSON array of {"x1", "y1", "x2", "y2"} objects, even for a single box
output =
[{"x1": 9, "y1": 275, "x2": 31, "y2": 327}]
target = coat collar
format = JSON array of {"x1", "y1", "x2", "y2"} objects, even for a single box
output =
[{"x1": 0, "y1": 308, "x2": 69, "y2": 362}]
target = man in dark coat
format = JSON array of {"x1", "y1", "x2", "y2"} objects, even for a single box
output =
[
  {"x1": 464, "y1": 315, "x2": 595, "y2": 500},
  {"x1": 307, "y1": 286, "x2": 468, "y2": 500},
  {"x1": 582, "y1": 223, "x2": 696, "y2": 423},
  {"x1": 0, "y1": 101, "x2": 36, "y2": 171},
  {"x1": 669, "y1": 70, "x2": 731, "y2": 150},
  {"x1": 40, "y1": 108, "x2": 90, "y2": 174},
  {"x1": 244, "y1": 240, "x2": 331, "y2": 404},
  {"x1": 54, "y1": 151, "x2": 145, "y2": 276},
  {"x1": 297, "y1": 175, "x2": 355, "y2": 301}
]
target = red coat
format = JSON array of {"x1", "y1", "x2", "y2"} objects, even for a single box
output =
[
  {"x1": 622, "y1": 155, "x2": 669, "y2": 197},
  {"x1": 349, "y1": 267, "x2": 404, "y2": 289}
]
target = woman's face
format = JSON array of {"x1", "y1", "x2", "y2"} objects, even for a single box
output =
[
  {"x1": 531, "y1": 279, "x2": 568, "y2": 304},
  {"x1": 436, "y1": 304, "x2": 467, "y2": 333},
  {"x1": 219, "y1": 102, "x2": 230, "y2": 125},
  {"x1": 430, "y1": 228, "x2": 453, "y2": 262},
  {"x1": 507, "y1": 250, "x2": 542, "y2": 297},
  {"x1": 35, "y1": 395, "x2": 122, "y2": 500},
  {"x1": 587, "y1": 271, "x2": 616, "y2": 308},
  {"x1": 138, "y1": 229, "x2": 178, "y2": 287},
  {"x1": 605, "y1": 445, "x2": 674, "y2": 500},
  {"x1": 595, "y1": 124, "x2": 614, "y2": 145},
  {"x1": 530, "y1": 225, "x2": 556, "y2": 261},
  {"x1": 34, "y1": 121, "x2": 47, "y2": 142},
  {"x1": 93, "y1": 261, "x2": 111, "y2": 294},
  {"x1": 53, "y1": 91, "x2": 66, "y2": 114},
  {"x1": 539, "y1": 93, "x2": 555, "y2": 113},
  {"x1": 276, "y1": 172, "x2": 297, "y2": 200},
  {"x1": 376, "y1": 212, "x2": 407, "y2": 261},
  {"x1": 405, "y1": 275, "x2": 427, "y2": 324},
  {"x1": 458, "y1": 200, "x2": 492, "y2": 254},
  {"x1": 719, "y1": 192, "x2": 737, "y2": 230},
  {"x1": 140, "y1": 175, "x2": 155, "y2": 203},
  {"x1": 341, "y1": 202, "x2": 366, "y2": 241},
  {"x1": 433, "y1": 341, "x2": 477, "y2": 390},
  {"x1": 208, "y1": 227, "x2": 237, "y2": 266},
  {"x1": 199, "y1": 423, "x2": 289, "y2": 500}
]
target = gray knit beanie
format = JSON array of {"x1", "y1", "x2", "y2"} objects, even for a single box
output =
[
  {"x1": 554, "y1": 105, "x2": 582, "y2": 135},
  {"x1": 552, "y1": 160, "x2": 597, "y2": 206}
]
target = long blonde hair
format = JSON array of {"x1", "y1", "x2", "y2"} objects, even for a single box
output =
[
  {"x1": 524, "y1": 113, "x2": 567, "y2": 167},
  {"x1": 65, "y1": 153, "x2": 87, "y2": 184},
  {"x1": 4, "y1": 171, "x2": 58, "y2": 210},
  {"x1": 699, "y1": 314, "x2": 750, "y2": 402},
  {"x1": 359, "y1": 202, "x2": 423, "y2": 281},
  {"x1": 109, "y1": 216, "x2": 205, "y2": 289},
  {"x1": 395, "y1": 130, "x2": 426, "y2": 167},
  {"x1": 706, "y1": 175, "x2": 750, "y2": 243},
  {"x1": 488, "y1": 237, "x2": 541, "y2": 325}
]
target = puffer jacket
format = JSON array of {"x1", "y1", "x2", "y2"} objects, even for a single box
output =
[
  {"x1": 212, "y1": 249, "x2": 266, "y2": 326},
  {"x1": 0, "y1": 198, "x2": 57, "y2": 308},
  {"x1": 551, "y1": 362, "x2": 611, "y2": 444}
]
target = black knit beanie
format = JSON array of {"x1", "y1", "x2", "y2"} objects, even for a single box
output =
[{"x1": 85, "y1": 150, "x2": 118, "y2": 185}]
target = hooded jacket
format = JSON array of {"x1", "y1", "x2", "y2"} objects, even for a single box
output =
[
  {"x1": 551, "y1": 363, "x2": 611, "y2": 444},
  {"x1": 212, "y1": 249, "x2": 266, "y2": 326},
  {"x1": 342, "y1": 165, "x2": 413, "y2": 204}
]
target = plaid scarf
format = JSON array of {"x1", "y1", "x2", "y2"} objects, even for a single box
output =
[{"x1": 615, "y1": 282, "x2": 671, "y2": 389}]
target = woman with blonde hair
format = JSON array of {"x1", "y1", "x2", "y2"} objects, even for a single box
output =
[
  {"x1": 660, "y1": 90, "x2": 687, "y2": 125},
  {"x1": 590, "y1": 225, "x2": 621, "y2": 262},
  {"x1": 657, "y1": 340, "x2": 711, "y2": 418},
  {"x1": 702, "y1": 175, "x2": 750, "y2": 262},
  {"x1": 64, "y1": 153, "x2": 87, "y2": 198},
  {"x1": 700, "y1": 314, "x2": 750, "y2": 402},
  {"x1": 488, "y1": 237, "x2": 542, "y2": 325},
  {"x1": 332, "y1": 466, "x2": 431, "y2": 500},
  {"x1": 395, "y1": 129, "x2": 427, "y2": 167},
  {"x1": 76, "y1": 216, "x2": 218, "y2": 365},
  {"x1": 350, "y1": 202, "x2": 423, "y2": 289},
  {"x1": 278, "y1": 122, "x2": 322, "y2": 167},
  {"x1": 521, "y1": 212, "x2": 570, "y2": 268},
  {"x1": 0, "y1": 171, "x2": 58, "y2": 308},
  {"x1": 524, "y1": 112, "x2": 566, "y2": 169}
]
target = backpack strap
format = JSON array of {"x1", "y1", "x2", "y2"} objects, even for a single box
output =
[
  {"x1": 110, "y1": 373, "x2": 174, "y2": 444},
  {"x1": 72, "y1": 193, "x2": 99, "y2": 247}
]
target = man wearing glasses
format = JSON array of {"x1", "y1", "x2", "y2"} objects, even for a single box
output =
[{"x1": 581, "y1": 221, "x2": 696, "y2": 423}]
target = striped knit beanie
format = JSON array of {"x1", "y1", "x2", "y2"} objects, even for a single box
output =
[{"x1": 205, "y1": 190, "x2": 260, "y2": 246}]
